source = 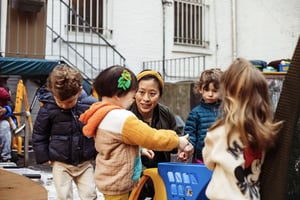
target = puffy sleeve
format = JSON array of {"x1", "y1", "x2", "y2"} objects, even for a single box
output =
[
  {"x1": 3, "y1": 105, "x2": 13, "y2": 118},
  {"x1": 122, "y1": 115, "x2": 179, "y2": 151},
  {"x1": 32, "y1": 105, "x2": 51, "y2": 164},
  {"x1": 184, "y1": 108, "x2": 198, "y2": 147},
  {"x1": 202, "y1": 129, "x2": 216, "y2": 171}
]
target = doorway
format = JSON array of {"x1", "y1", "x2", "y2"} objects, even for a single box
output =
[{"x1": 5, "y1": 0, "x2": 46, "y2": 59}]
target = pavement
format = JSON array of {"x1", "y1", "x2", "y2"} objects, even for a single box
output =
[
  {"x1": 4, "y1": 145, "x2": 186, "y2": 200},
  {"x1": 13, "y1": 149, "x2": 104, "y2": 200}
]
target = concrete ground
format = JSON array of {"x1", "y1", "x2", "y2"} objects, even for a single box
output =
[
  {"x1": 14, "y1": 149, "x2": 104, "y2": 200},
  {"x1": 9, "y1": 148, "x2": 185, "y2": 200}
]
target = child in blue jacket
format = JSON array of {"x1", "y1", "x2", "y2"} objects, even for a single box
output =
[{"x1": 184, "y1": 68, "x2": 223, "y2": 163}]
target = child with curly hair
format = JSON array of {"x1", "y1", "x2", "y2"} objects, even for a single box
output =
[
  {"x1": 184, "y1": 68, "x2": 223, "y2": 164},
  {"x1": 32, "y1": 65, "x2": 98, "y2": 200}
]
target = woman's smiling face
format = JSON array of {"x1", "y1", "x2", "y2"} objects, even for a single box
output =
[{"x1": 135, "y1": 79, "x2": 161, "y2": 117}]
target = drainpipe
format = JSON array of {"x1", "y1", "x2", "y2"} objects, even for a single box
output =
[
  {"x1": 162, "y1": 0, "x2": 172, "y2": 80},
  {"x1": 162, "y1": 2, "x2": 166, "y2": 80},
  {"x1": 231, "y1": 0, "x2": 237, "y2": 60},
  {"x1": 0, "y1": 0, "x2": 5, "y2": 55}
]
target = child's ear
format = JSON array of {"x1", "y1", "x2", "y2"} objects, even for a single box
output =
[{"x1": 78, "y1": 86, "x2": 83, "y2": 94}]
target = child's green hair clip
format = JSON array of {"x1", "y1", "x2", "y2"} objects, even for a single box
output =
[{"x1": 118, "y1": 70, "x2": 132, "y2": 91}]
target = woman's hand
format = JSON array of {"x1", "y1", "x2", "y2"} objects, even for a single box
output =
[
  {"x1": 177, "y1": 134, "x2": 194, "y2": 162},
  {"x1": 141, "y1": 148, "x2": 155, "y2": 159}
]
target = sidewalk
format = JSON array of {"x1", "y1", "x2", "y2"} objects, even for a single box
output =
[{"x1": 15, "y1": 150, "x2": 104, "y2": 200}]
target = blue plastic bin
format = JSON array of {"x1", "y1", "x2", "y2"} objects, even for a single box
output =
[
  {"x1": 279, "y1": 60, "x2": 290, "y2": 72},
  {"x1": 158, "y1": 162, "x2": 212, "y2": 200}
]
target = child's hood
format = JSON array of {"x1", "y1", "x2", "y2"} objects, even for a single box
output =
[
  {"x1": 37, "y1": 85, "x2": 94, "y2": 105},
  {"x1": 37, "y1": 85, "x2": 54, "y2": 104},
  {"x1": 79, "y1": 102, "x2": 121, "y2": 137}
]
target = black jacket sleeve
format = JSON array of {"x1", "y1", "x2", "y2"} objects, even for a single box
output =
[{"x1": 32, "y1": 105, "x2": 51, "y2": 164}]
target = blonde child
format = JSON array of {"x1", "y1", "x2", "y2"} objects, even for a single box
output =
[
  {"x1": 79, "y1": 65, "x2": 193, "y2": 200},
  {"x1": 202, "y1": 58, "x2": 283, "y2": 199}
]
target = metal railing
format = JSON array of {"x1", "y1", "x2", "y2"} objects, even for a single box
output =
[
  {"x1": 46, "y1": 0, "x2": 126, "y2": 80},
  {"x1": 0, "y1": 0, "x2": 126, "y2": 82},
  {"x1": 142, "y1": 56, "x2": 206, "y2": 82}
]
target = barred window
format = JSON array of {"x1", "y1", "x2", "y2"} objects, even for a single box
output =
[
  {"x1": 174, "y1": 0, "x2": 209, "y2": 48},
  {"x1": 68, "y1": 0, "x2": 103, "y2": 33}
]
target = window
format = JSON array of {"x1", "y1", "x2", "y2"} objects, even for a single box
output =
[
  {"x1": 68, "y1": 0, "x2": 103, "y2": 33},
  {"x1": 174, "y1": 0, "x2": 209, "y2": 48}
]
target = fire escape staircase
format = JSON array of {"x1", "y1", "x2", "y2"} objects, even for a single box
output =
[
  {"x1": 1, "y1": 0, "x2": 126, "y2": 85},
  {"x1": 46, "y1": 0, "x2": 126, "y2": 83}
]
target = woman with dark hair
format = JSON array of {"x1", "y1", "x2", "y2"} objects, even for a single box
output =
[
  {"x1": 80, "y1": 66, "x2": 193, "y2": 200},
  {"x1": 130, "y1": 70, "x2": 181, "y2": 167},
  {"x1": 129, "y1": 69, "x2": 182, "y2": 199}
]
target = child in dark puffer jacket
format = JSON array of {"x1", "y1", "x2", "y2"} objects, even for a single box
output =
[{"x1": 32, "y1": 64, "x2": 98, "y2": 200}]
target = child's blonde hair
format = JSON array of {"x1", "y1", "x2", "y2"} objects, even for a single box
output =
[
  {"x1": 209, "y1": 58, "x2": 283, "y2": 150},
  {"x1": 47, "y1": 64, "x2": 83, "y2": 101}
]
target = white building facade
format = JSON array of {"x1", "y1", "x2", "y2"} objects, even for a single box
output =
[
  {"x1": 0, "y1": 0, "x2": 300, "y2": 80},
  {"x1": 111, "y1": 0, "x2": 300, "y2": 73}
]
